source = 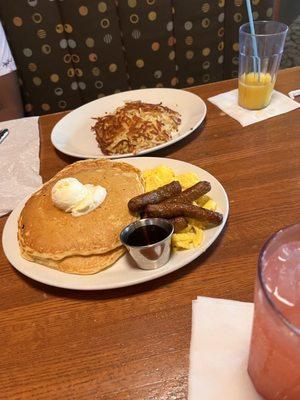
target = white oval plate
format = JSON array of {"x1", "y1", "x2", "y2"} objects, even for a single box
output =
[
  {"x1": 51, "y1": 88, "x2": 206, "y2": 159},
  {"x1": 2, "y1": 157, "x2": 228, "y2": 290}
]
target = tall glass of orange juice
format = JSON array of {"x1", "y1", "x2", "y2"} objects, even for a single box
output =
[
  {"x1": 248, "y1": 224, "x2": 300, "y2": 399},
  {"x1": 238, "y1": 21, "x2": 288, "y2": 110}
]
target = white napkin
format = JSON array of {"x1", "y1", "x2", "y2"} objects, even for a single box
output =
[
  {"x1": 189, "y1": 296, "x2": 263, "y2": 400},
  {"x1": 208, "y1": 89, "x2": 300, "y2": 127},
  {"x1": 0, "y1": 117, "x2": 42, "y2": 217}
]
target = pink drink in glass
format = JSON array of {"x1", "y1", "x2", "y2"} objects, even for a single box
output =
[{"x1": 248, "y1": 224, "x2": 300, "y2": 399}]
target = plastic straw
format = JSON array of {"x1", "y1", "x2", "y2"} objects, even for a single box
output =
[{"x1": 245, "y1": 0, "x2": 261, "y2": 75}]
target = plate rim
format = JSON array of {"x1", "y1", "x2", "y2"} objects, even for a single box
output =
[
  {"x1": 50, "y1": 88, "x2": 207, "y2": 159},
  {"x1": 2, "y1": 157, "x2": 229, "y2": 290}
]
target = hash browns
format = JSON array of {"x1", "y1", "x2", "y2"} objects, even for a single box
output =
[{"x1": 91, "y1": 101, "x2": 181, "y2": 155}]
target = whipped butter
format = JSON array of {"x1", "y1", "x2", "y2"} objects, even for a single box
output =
[{"x1": 51, "y1": 177, "x2": 107, "y2": 217}]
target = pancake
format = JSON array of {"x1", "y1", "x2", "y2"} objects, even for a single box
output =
[
  {"x1": 18, "y1": 159, "x2": 144, "y2": 263},
  {"x1": 21, "y1": 246, "x2": 125, "y2": 275}
]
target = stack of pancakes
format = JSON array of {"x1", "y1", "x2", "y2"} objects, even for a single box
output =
[{"x1": 18, "y1": 159, "x2": 144, "y2": 274}]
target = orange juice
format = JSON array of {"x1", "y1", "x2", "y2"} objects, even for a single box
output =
[{"x1": 238, "y1": 72, "x2": 274, "y2": 110}]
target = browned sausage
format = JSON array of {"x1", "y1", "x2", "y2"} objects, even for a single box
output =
[
  {"x1": 128, "y1": 181, "x2": 182, "y2": 212},
  {"x1": 145, "y1": 203, "x2": 223, "y2": 225},
  {"x1": 164, "y1": 181, "x2": 211, "y2": 204},
  {"x1": 169, "y1": 217, "x2": 188, "y2": 233}
]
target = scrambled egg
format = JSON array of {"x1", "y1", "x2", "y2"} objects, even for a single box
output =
[{"x1": 142, "y1": 166, "x2": 217, "y2": 250}]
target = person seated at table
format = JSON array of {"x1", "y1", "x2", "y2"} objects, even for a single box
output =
[
  {"x1": 281, "y1": 15, "x2": 300, "y2": 68},
  {"x1": 0, "y1": 21, "x2": 23, "y2": 122}
]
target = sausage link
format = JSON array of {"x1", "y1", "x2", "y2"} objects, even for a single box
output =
[
  {"x1": 145, "y1": 203, "x2": 223, "y2": 225},
  {"x1": 169, "y1": 217, "x2": 188, "y2": 233},
  {"x1": 164, "y1": 181, "x2": 211, "y2": 204},
  {"x1": 128, "y1": 181, "x2": 182, "y2": 212}
]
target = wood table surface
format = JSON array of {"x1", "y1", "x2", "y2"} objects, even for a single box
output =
[{"x1": 1, "y1": 67, "x2": 299, "y2": 400}]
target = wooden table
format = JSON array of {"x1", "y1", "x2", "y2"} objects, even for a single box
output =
[{"x1": 1, "y1": 67, "x2": 299, "y2": 399}]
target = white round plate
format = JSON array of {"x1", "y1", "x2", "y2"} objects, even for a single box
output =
[
  {"x1": 2, "y1": 157, "x2": 228, "y2": 290},
  {"x1": 51, "y1": 88, "x2": 206, "y2": 159}
]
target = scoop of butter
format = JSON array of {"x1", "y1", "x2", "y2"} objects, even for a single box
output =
[{"x1": 51, "y1": 177, "x2": 107, "y2": 217}]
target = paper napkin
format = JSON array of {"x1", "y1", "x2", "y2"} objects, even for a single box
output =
[
  {"x1": 0, "y1": 117, "x2": 42, "y2": 217},
  {"x1": 208, "y1": 89, "x2": 300, "y2": 127},
  {"x1": 189, "y1": 296, "x2": 262, "y2": 400}
]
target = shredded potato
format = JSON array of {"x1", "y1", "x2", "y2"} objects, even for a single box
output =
[{"x1": 91, "y1": 102, "x2": 181, "y2": 155}]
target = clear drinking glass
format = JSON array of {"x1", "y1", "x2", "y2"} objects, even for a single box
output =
[
  {"x1": 248, "y1": 224, "x2": 300, "y2": 399},
  {"x1": 238, "y1": 21, "x2": 288, "y2": 110}
]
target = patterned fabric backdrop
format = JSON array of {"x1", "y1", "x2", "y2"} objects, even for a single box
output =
[{"x1": 0, "y1": 0, "x2": 274, "y2": 116}]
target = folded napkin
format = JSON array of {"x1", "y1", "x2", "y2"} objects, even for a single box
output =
[
  {"x1": 208, "y1": 89, "x2": 300, "y2": 127},
  {"x1": 0, "y1": 117, "x2": 42, "y2": 217},
  {"x1": 189, "y1": 297, "x2": 262, "y2": 400}
]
